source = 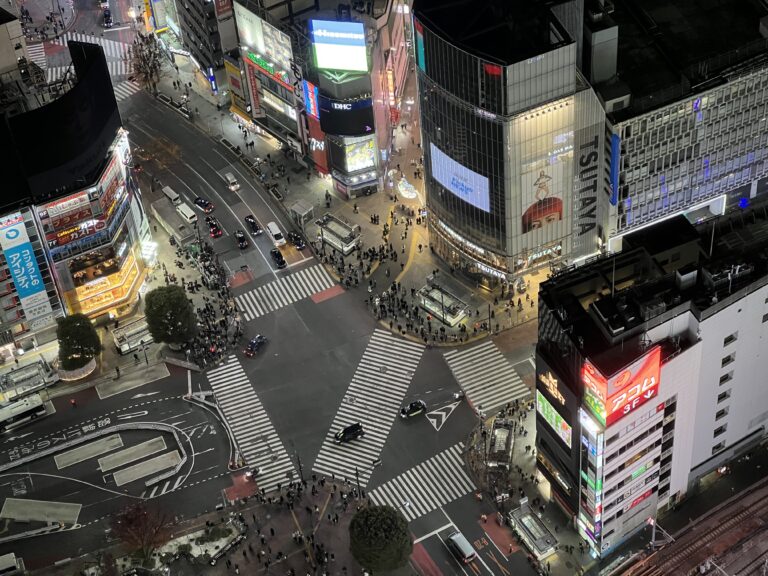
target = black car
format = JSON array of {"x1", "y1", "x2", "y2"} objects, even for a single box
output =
[
  {"x1": 400, "y1": 400, "x2": 427, "y2": 418},
  {"x1": 103, "y1": 8, "x2": 113, "y2": 27},
  {"x1": 235, "y1": 229, "x2": 248, "y2": 249},
  {"x1": 207, "y1": 217, "x2": 223, "y2": 238},
  {"x1": 287, "y1": 231, "x2": 306, "y2": 250},
  {"x1": 270, "y1": 248, "x2": 286, "y2": 269},
  {"x1": 194, "y1": 196, "x2": 214, "y2": 213},
  {"x1": 334, "y1": 422, "x2": 364, "y2": 444},
  {"x1": 244, "y1": 334, "x2": 267, "y2": 357},
  {"x1": 245, "y1": 214, "x2": 263, "y2": 236}
]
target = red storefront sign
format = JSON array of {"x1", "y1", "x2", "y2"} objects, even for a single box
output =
[
  {"x1": 605, "y1": 347, "x2": 661, "y2": 427},
  {"x1": 307, "y1": 115, "x2": 329, "y2": 175},
  {"x1": 51, "y1": 207, "x2": 93, "y2": 231}
]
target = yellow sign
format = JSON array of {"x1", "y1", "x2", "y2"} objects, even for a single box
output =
[{"x1": 539, "y1": 370, "x2": 565, "y2": 405}]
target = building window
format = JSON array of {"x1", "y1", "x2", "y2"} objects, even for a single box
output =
[
  {"x1": 719, "y1": 372, "x2": 733, "y2": 386},
  {"x1": 763, "y1": 313, "x2": 768, "y2": 323},
  {"x1": 714, "y1": 425, "x2": 727, "y2": 437},
  {"x1": 715, "y1": 407, "x2": 729, "y2": 420},
  {"x1": 721, "y1": 353, "x2": 735, "y2": 367},
  {"x1": 712, "y1": 441, "x2": 725, "y2": 455},
  {"x1": 723, "y1": 332, "x2": 738, "y2": 346},
  {"x1": 717, "y1": 389, "x2": 731, "y2": 403}
]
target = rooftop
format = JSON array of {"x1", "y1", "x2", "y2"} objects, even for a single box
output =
[
  {"x1": 413, "y1": 0, "x2": 571, "y2": 65},
  {"x1": 603, "y1": 0, "x2": 768, "y2": 119},
  {"x1": 539, "y1": 205, "x2": 768, "y2": 376}
]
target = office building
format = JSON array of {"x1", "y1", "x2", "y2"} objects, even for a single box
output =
[
  {"x1": 0, "y1": 41, "x2": 153, "y2": 358},
  {"x1": 412, "y1": 0, "x2": 768, "y2": 290},
  {"x1": 535, "y1": 208, "x2": 768, "y2": 557}
]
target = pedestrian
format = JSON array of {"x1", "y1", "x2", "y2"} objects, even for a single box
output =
[
  {"x1": 270, "y1": 527, "x2": 275, "y2": 537},
  {"x1": 481, "y1": 514, "x2": 487, "y2": 523}
]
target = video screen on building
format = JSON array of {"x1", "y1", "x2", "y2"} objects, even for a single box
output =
[
  {"x1": 430, "y1": 143, "x2": 490, "y2": 212},
  {"x1": 536, "y1": 390, "x2": 572, "y2": 448},
  {"x1": 319, "y1": 96, "x2": 374, "y2": 137},
  {"x1": 309, "y1": 20, "x2": 367, "y2": 72},
  {"x1": 344, "y1": 137, "x2": 376, "y2": 173}
]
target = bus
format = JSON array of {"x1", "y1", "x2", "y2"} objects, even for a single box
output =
[{"x1": 0, "y1": 394, "x2": 47, "y2": 433}]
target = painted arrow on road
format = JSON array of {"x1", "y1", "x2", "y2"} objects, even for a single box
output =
[
  {"x1": 117, "y1": 411, "x2": 149, "y2": 420},
  {"x1": 131, "y1": 391, "x2": 161, "y2": 399},
  {"x1": 3, "y1": 432, "x2": 33, "y2": 444},
  {"x1": 426, "y1": 401, "x2": 460, "y2": 432}
]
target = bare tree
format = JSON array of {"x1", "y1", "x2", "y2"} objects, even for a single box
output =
[{"x1": 110, "y1": 502, "x2": 174, "y2": 566}]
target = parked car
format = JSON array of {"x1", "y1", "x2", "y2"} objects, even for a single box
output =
[
  {"x1": 270, "y1": 248, "x2": 287, "y2": 269},
  {"x1": 194, "y1": 196, "x2": 214, "y2": 213},
  {"x1": 287, "y1": 231, "x2": 306, "y2": 250},
  {"x1": 103, "y1": 8, "x2": 113, "y2": 27},
  {"x1": 245, "y1": 214, "x2": 263, "y2": 236},
  {"x1": 334, "y1": 422, "x2": 364, "y2": 444},
  {"x1": 244, "y1": 335, "x2": 267, "y2": 357},
  {"x1": 235, "y1": 229, "x2": 248, "y2": 249},
  {"x1": 400, "y1": 400, "x2": 427, "y2": 418}
]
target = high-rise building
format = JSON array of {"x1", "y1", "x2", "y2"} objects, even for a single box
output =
[
  {"x1": 412, "y1": 0, "x2": 768, "y2": 290},
  {"x1": 536, "y1": 208, "x2": 768, "y2": 558},
  {"x1": 0, "y1": 41, "x2": 153, "y2": 359}
]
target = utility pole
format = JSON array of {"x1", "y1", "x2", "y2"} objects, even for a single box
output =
[{"x1": 355, "y1": 466, "x2": 361, "y2": 497}]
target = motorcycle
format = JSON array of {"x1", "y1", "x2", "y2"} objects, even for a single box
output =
[{"x1": 453, "y1": 390, "x2": 466, "y2": 401}]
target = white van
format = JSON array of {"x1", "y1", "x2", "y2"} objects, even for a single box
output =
[
  {"x1": 447, "y1": 531, "x2": 476, "y2": 564},
  {"x1": 225, "y1": 172, "x2": 240, "y2": 191},
  {"x1": 162, "y1": 186, "x2": 181, "y2": 205},
  {"x1": 266, "y1": 221, "x2": 286, "y2": 246},
  {"x1": 176, "y1": 203, "x2": 198, "y2": 224}
]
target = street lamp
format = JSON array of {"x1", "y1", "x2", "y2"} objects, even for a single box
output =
[{"x1": 139, "y1": 339, "x2": 149, "y2": 365}]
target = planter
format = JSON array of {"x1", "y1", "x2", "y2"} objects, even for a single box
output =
[{"x1": 57, "y1": 357, "x2": 97, "y2": 382}]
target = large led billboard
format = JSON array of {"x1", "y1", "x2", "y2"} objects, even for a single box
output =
[
  {"x1": 309, "y1": 20, "x2": 367, "y2": 72},
  {"x1": 581, "y1": 346, "x2": 662, "y2": 427},
  {"x1": 537, "y1": 390, "x2": 572, "y2": 448},
  {"x1": 318, "y1": 96, "x2": 374, "y2": 137},
  {"x1": 430, "y1": 143, "x2": 490, "y2": 212},
  {"x1": 234, "y1": 4, "x2": 294, "y2": 86}
]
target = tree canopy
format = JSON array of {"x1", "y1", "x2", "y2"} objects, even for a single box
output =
[
  {"x1": 56, "y1": 314, "x2": 101, "y2": 370},
  {"x1": 111, "y1": 502, "x2": 173, "y2": 566},
  {"x1": 349, "y1": 505, "x2": 412, "y2": 571},
  {"x1": 145, "y1": 285, "x2": 197, "y2": 345}
]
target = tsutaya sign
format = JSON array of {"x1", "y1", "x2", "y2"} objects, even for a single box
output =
[
  {"x1": 582, "y1": 346, "x2": 662, "y2": 427},
  {"x1": 575, "y1": 135, "x2": 599, "y2": 236}
]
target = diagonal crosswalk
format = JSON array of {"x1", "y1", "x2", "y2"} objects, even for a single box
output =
[
  {"x1": 235, "y1": 264, "x2": 335, "y2": 321},
  {"x1": 369, "y1": 443, "x2": 475, "y2": 521},
  {"x1": 443, "y1": 341, "x2": 529, "y2": 413},
  {"x1": 26, "y1": 43, "x2": 47, "y2": 69},
  {"x1": 207, "y1": 356, "x2": 296, "y2": 492},
  {"x1": 312, "y1": 330, "x2": 424, "y2": 487},
  {"x1": 52, "y1": 32, "x2": 130, "y2": 59}
]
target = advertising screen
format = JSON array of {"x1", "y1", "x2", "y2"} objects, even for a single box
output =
[
  {"x1": 605, "y1": 347, "x2": 661, "y2": 426},
  {"x1": 318, "y1": 96, "x2": 374, "y2": 137},
  {"x1": 0, "y1": 213, "x2": 53, "y2": 323},
  {"x1": 522, "y1": 162, "x2": 565, "y2": 235},
  {"x1": 309, "y1": 20, "x2": 367, "y2": 72},
  {"x1": 235, "y1": 4, "x2": 294, "y2": 85},
  {"x1": 582, "y1": 361, "x2": 607, "y2": 426},
  {"x1": 537, "y1": 390, "x2": 572, "y2": 448},
  {"x1": 430, "y1": 143, "x2": 490, "y2": 212},
  {"x1": 344, "y1": 137, "x2": 376, "y2": 173},
  {"x1": 303, "y1": 80, "x2": 319, "y2": 119}
]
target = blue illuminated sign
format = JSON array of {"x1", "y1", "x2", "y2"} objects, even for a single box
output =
[
  {"x1": 610, "y1": 134, "x2": 620, "y2": 206},
  {"x1": 309, "y1": 20, "x2": 368, "y2": 72},
  {"x1": 303, "y1": 80, "x2": 319, "y2": 119},
  {"x1": 430, "y1": 143, "x2": 490, "y2": 212},
  {"x1": 4, "y1": 244, "x2": 45, "y2": 300}
]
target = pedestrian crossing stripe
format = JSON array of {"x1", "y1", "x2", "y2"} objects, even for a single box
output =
[
  {"x1": 312, "y1": 329, "x2": 425, "y2": 488},
  {"x1": 113, "y1": 80, "x2": 142, "y2": 102},
  {"x1": 206, "y1": 356, "x2": 297, "y2": 492},
  {"x1": 26, "y1": 43, "x2": 47, "y2": 69},
  {"x1": 51, "y1": 32, "x2": 130, "y2": 59},
  {"x1": 141, "y1": 475, "x2": 185, "y2": 499},
  {"x1": 46, "y1": 59, "x2": 132, "y2": 82},
  {"x1": 369, "y1": 443, "x2": 475, "y2": 521},
  {"x1": 443, "y1": 341, "x2": 530, "y2": 414},
  {"x1": 235, "y1": 264, "x2": 335, "y2": 321}
]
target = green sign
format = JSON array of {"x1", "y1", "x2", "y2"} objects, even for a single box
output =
[
  {"x1": 536, "y1": 390, "x2": 572, "y2": 448},
  {"x1": 247, "y1": 52, "x2": 275, "y2": 75}
]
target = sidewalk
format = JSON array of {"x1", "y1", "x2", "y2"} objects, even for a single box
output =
[
  {"x1": 159, "y1": 55, "x2": 544, "y2": 347},
  {"x1": 15, "y1": 0, "x2": 75, "y2": 43}
]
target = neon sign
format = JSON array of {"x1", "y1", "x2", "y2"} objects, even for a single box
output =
[{"x1": 539, "y1": 371, "x2": 565, "y2": 405}]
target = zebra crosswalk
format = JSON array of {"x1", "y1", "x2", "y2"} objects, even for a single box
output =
[
  {"x1": 51, "y1": 32, "x2": 130, "y2": 59},
  {"x1": 141, "y1": 475, "x2": 186, "y2": 499},
  {"x1": 207, "y1": 356, "x2": 296, "y2": 492},
  {"x1": 369, "y1": 443, "x2": 475, "y2": 521},
  {"x1": 26, "y1": 43, "x2": 47, "y2": 69},
  {"x1": 443, "y1": 340, "x2": 530, "y2": 414},
  {"x1": 312, "y1": 330, "x2": 424, "y2": 488},
  {"x1": 235, "y1": 264, "x2": 335, "y2": 321},
  {"x1": 46, "y1": 59, "x2": 132, "y2": 82},
  {"x1": 113, "y1": 80, "x2": 142, "y2": 102}
]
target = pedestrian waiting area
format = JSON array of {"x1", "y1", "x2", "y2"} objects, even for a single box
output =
[{"x1": 417, "y1": 280, "x2": 468, "y2": 327}]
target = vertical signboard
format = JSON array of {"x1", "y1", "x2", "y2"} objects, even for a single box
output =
[
  {"x1": 303, "y1": 80, "x2": 319, "y2": 119},
  {"x1": 0, "y1": 214, "x2": 53, "y2": 325},
  {"x1": 414, "y1": 19, "x2": 426, "y2": 72}
]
